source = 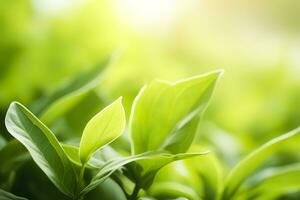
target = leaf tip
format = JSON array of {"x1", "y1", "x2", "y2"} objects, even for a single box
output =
[{"x1": 208, "y1": 69, "x2": 225, "y2": 81}]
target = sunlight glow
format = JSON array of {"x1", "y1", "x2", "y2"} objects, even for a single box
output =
[{"x1": 115, "y1": 0, "x2": 183, "y2": 33}]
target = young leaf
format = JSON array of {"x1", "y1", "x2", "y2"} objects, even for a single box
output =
[
  {"x1": 5, "y1": 102, "x2": 77, "y2": 198},
  {"x1": 0, "y1": 188, "x2": 28, "y2": 200},
  {"x1": 222, "y1": 127, "x2": 300, "y2": 199},
  {"x1": 79, "y1": 97, "x2": 126, "y2": 164},
  {"x1": 130, "y1": 70, "x2": 223, "y2": 155}
]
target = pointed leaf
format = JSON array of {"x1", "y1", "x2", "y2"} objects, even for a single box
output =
[
  {"x1": 79, "y1": 97, "x2": 126, "y2": 164},
  {"x1": 5, "y1": 102, "x2": 77, "y2": 197},
  {"x1": 245, "y1": 163, "x2": 300, "y2": 199},
  {"x1": 222, "y1": 127, "x2": 300, "y2": 199},
  {"x1": 130, "y1": 70, "x2": 223, "y2": 154}
]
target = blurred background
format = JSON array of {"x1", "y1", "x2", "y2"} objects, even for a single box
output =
[{"x1": 1, "y1": 0, "x2": 300, "y2": 162}]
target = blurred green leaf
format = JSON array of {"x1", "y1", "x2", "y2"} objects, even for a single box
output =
[
  {"x1": 5, "y1": 102, "x2": 77, "y2": 198},
  {"x1": 130, "y1": 70, "x2": 223, "y2": 154},
  {"x1": 31, "y1": 59, "x2": 110, "y2": 125},
  {"x1": 185, "y1": 146, "x2": 223, "y2": 200},
  {"x1": 0, "y1": 140, "x2": 28, "y2": 174},
  {"x1": 0, "y1": 140, "x2": 29, "y2": 190},
  {"x1": 139, "y1": 197, "x2": 188, "y2": 200},
  {"x1": 222, "y1": 127, "x2": 300, "y2": 199},
  {"x1": 0, "y1": 188, "x2": 27, "y2": 200},
  {"x1": 79, "y1": 97, "x2": 126, "y2": 164},
  {"x1": 138, "y1": 197, "x2": 157, "y2": 200},
  {"x1": 149, "y1": 182, "x2": 200, "y2": 200},
  {"x1": 85, "y1": 178, "x2": 127, "y2": 200},
  {"x1": 244, "y1": 163, "x2": 300, "y2": 199}
]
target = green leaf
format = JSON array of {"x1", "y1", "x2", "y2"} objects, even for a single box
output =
[
  {"x1": 139, "y1": 197, "x2": 188, "y2": 200},
  {"x1": 79, "y1": 97, "x2": 126, "y2": 164},
  {"x1": 222, "y1": 127, "x2": 300, "y2": 199},
  {"x1": 139, "y1": 197, "x2": 157, "y2": 200},
  {"x1": 129, "y1": 152, "x2": 208, "y2": 190},
  {"x1": 184, "y1": 146, "x2": 223, "y2": 200},
  {"x1": 149, "y1": 182, "x2": 200, "y2": 200},
  {"x1": 244, "y1": 163, "x2": 300, "y2": 199},
  {"x1": 0, "y1": 140, "x2": 28, "y2": 174},
  {"x1": 0, "y1": 188, "x2": 28, "y2": 200},
  {"x1": 80, "y1": 152, "x2": 158, "y2": 196},
  {"x1": 80, "y1": 151, "x2": 201, "y2": 196},
  {"x1": 85, "y1": 179, "x2": 127, "y2": 200},
  {"x1": 62, "y1": 144, "x2": 104, "y2": 169},
  {"x1": 5, "y1": 102, "x2": 77, "y2": 198},
  {"x1": 0, "y1": 140, "x2": 29, "y2": 190},
  {"x1": 130, "y1": 70, "x2": 223, "y2": 154},
  {"x1": 31, "y1": 59, "x2": 110, "y2": 125}
]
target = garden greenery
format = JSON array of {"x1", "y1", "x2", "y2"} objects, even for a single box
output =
[{"x1": 1, "y1": 65, "x2": 300, "y2": 200}]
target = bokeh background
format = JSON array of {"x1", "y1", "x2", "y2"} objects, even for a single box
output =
[{"x1": 1, "y1": 0, "x2": 300, "y2": 166}]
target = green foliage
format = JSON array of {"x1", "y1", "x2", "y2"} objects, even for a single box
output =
[
  {"x1": 79, "y1": 97, "x2": 125, "y2": 164},
  {"x1": 244, "y1": 163, "x2": 300, "y2": 199},
  {"x1": 31, "y1": 59, "x2": 110, "y2": 125},
  {"x1": 0, "y1": 188, "x2": 27, "y2": 200},
  {"x1": 5, "y1": 102, "x2": 78, "y2": 198},
  {"x1": 2, "y1": 69, "x2": 300, "y2": 200},
  {"x1": 128, "y1": 71, "x2": 222, "y2": 191},
  {"x1": 1, "y1": 0, "x2": 300, "y2": 199},
  {"x1": 130, "y1": 70, "x2": 223, "y2": 154},
  {"x1": 222, "y1": 127, "x2": 300, "y2": 199}
]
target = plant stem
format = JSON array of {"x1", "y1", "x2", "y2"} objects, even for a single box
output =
[
  {"x1": 75, "y1": 164, "x2": 86, "y2": 200},
  {"x1": 129, "y1": 184, "x2": 140, "y2": 200},
  {"x1": 79, "y1": 166, "x2": 85, "y2": 184}
]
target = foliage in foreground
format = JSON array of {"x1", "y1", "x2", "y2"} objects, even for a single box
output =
[{"x1": 1, "y1": 65, "x2": 300, "y2": 200}]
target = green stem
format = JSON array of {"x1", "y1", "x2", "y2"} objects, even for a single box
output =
[
  {"x1": 79, "y1": 166, "x2": 85, "y2": 184},
  {"x1": 75, "y1": 164, "x2": 86, "y2": 200},
  {"x1": 129, "y1": 184, "x2": 140, "y2": 200}
]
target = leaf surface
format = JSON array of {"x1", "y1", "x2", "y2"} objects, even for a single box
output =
[
  {"x1": 130, "y1": 70, "x2": 223, "y2": 154},
  {"x1": 5, "y1": 102, "x2": 77, "y2": 197},
  {"x1": 79, "y1": 97, "x2": 126, "y2": 164},
  {"x1": 244, "y1": 163, "x2": 300, "y2": 199},
  {"x1": 222, "y1": 127, "x2": 300, "y2": 199}
]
